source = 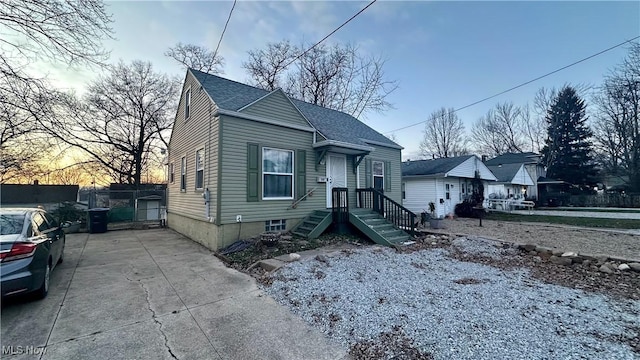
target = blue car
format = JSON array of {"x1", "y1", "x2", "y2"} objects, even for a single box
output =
[{"x1": 1, "y1": 208, "x2": 65, "y2": 299}]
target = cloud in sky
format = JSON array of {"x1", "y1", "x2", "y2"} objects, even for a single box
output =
[{"x1": 19, "y1": 0, "x2": 640, "y2": 158}]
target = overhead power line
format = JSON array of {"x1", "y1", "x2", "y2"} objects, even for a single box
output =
[
  {"x1": 282, "y1": 0, "x2": 377, "y2": 69},
  {"x1": 213, "y1": 0, "x2": 237, "y2": 60},
  {"x1": 386, "y1": 35, "x2": 640, "y2": 135}
]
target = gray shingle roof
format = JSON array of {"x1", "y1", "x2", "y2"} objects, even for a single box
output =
[
  {"x1": 190, "y1": 69, "x2": 400, "y2": 148},
  {"x1": 402, "y1": 156, "x2": 473, "y2": 176},
  {"x1": 486, "y1": 164, "x2": 522, "y2": 183},
  {"x1": 484, "y1": 152, "x2": 539, "y2": 166}
]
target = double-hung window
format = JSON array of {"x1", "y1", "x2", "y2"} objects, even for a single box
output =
[
  {"x1": 180, "y1": 156, "x2": 186, "y2": 191},
  {"x1": 169, "y1": 163, "x2": 175, "y2": 183},
  {"x1": 195, "y1": 148, "x2": 204, "y2": 190},
  {"x1": 262, "y1": 148, "x2": 293, "y2": 199},
  {"x1": 372, "y1": 160, "x2": 384, "y2": 190}
]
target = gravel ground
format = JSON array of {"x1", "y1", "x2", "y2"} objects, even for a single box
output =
[
  {"x1": 260, "y1": 237, "x2": 640, "y2": 360},
  {"x1": 436, "y1": 218, "x2": 640, "y2": 261}
]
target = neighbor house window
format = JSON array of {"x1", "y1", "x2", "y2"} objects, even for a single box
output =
[
  {"x1": 195, "y1": 148, "x2": 204, "y2": 190},
  {"x1": 402, "y1": 183, "x2": 406, "y2": 200},
  {"x1": 445, "y1": 184, "x2": 450, "y2": 200},
  {"x1": 185, "y1": 88, "x2": 191, "y2": 120},
  {"x1": 372, "y1": 160, "x2": 384, "y2": 190},
  {"x1": 169, "y1": 163, "x2": 175, "y2": 183},
  {"x1": 262, "y1": 147, "x2": 293, "y2": 199},
  {"x1": 265, "y1": 219, "x2": 287, "y2": 232},
  {"x1": 180, "y1": 156, "x2": 186, "y2": 191}
]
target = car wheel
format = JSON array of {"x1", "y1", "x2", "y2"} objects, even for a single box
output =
[
  {"x1": 36, "y1": 261, "x2": 50, "y2": 299},
  {"x1": 57, "y1": 237, "x2": 65, "y2": 264}
]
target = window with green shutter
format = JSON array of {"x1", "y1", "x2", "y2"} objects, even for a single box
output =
[
  {"x1": 247, "y1": 143, "x2": 259, "y2": 202},
  {"x1": 384, "y1": 161, "x2": 391, "y2": 191},
  {"x1": 296, "y1": 150, "x2": 306, "y2": 200}
]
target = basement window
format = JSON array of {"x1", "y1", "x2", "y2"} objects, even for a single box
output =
[{"x1": 265, "y1": 219, "x2": 286, "y2": 232}]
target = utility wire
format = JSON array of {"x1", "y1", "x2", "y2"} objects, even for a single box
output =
[
  {"x1": 282, "y1": 0, "x2": 377, "y2": 69},
  {"x1": 386, "y1": 35, "x2": 640, "y2": 135},
  {"x1": 199, "y1": 0, "x2": 236, "y2": 88},
  {"x1": 213, "y1": 0, "x2": 237, "y2": 61}
]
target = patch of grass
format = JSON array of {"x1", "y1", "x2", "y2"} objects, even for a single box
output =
[
  {"x1": 538, "y1": 207, "x2": 640, "y2": 213},
  {"x1": 485, "y1": 212, "x2": 640, "y2": 229},
  {"x1": 222, "y1": 233, "x2": 364, "y2": 269}
]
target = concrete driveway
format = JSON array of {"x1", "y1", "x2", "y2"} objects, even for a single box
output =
[{"x1": 1, "y1": 229, "x2": 347, "y2": 360}]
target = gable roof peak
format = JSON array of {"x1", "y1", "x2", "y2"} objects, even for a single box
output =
[{"x1": 188, "y1": 69, "x2": 400, "y2": 149}]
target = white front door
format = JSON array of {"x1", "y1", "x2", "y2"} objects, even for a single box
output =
[
  {"x1": 326, "y1": 154, "x2": 347, "y2": 208},
  {"x1": 444, "y1": 182, "x2": 458, "y2": 215}
]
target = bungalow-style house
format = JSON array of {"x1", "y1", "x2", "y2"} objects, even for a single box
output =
[
  {"x1": 167, "y1": 69, "x2": 409, "y2": 250},
  {"x1": 485, "y1": 163, "x2": 535, "y2": 199},
  {"x1": 401, "y1": 155, "x2": 497, "y2": 218},
  {"x1": 484, "y1": 152, "x2": 545, "y2": 200}
]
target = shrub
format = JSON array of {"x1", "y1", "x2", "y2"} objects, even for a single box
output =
[
  {"x1": 455, "y1": 200, "x2": 485, "y2": 218},
  {"x1": 51, "y1": 202, "x2": 85, "y2": 223}
]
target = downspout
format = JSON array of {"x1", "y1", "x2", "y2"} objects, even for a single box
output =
[{"x1": 205, "y1": 100, "x2": 212, "y2": 221}]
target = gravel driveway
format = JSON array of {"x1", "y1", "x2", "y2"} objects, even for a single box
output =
[{"x1": 260, "y1": 237, "x2": 640, "y2": 359}]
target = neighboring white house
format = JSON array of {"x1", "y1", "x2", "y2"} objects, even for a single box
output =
[
  {"x1": 486, "y1": 163, "x2": 536, "y2": 199},
  {"x1": 402, "y1": 155, "x2": 497, "y2": 218},
  {"x1": 484, "y1": 152, "x2": 545, "y2": 200}
]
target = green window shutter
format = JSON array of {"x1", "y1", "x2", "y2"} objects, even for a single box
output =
[
  {"x1": 365, "y1": 158, "x2": 372, "y2": 188},
  {"x1": 385, "y1": 161, "x2": 391, "y2": 191},
  {"x1": 247, "y1": 143, "x2": 259, "y2": 202},
  {"x1": 296, "y1": 150, "x2": 306, "y2": 200}
]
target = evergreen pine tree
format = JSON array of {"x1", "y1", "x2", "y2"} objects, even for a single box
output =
[{"x1": 541, "y1": 86, "x2": 599, "y2": 192}]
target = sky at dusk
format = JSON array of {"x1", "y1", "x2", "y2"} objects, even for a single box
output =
[{"x1": 38, "y1": 1, "x2": 640, "y2": 160}]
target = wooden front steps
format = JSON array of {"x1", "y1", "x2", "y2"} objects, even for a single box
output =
[
  {"x1": 291, "y1": 210, "x2": 332, "y2": 239},
  {"x1": 348, "y1": 208, "x2": 411, "y2": 247}
]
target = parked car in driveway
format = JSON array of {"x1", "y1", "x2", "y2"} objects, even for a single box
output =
[{"x1": 0, "y1": 208, "x2": 65, "y2": 299}]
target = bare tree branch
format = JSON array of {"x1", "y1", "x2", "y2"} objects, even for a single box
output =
[
  {"x1": 46, "y1": 61, "x2": 179, "y2": 186},
  {"x1": 419, "y1": 107, "x2": 468, "y2": 159},
  {"x1": 243, "y1": 40, "x2": 398, "y2": 120},
  {"x1": 165, "y1": 42, "x2": 224, "y2": 74}
]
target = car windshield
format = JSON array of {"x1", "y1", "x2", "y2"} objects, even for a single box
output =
[{"x1": 0, "y1": 214, "x2": 25, "y2": 235}]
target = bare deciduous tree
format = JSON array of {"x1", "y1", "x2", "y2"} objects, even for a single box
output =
[
  {"x1": 592, "y1": 43, "x2": 640, "y2": 191},
  {"x1": 243, "y1": 40, "x2": 296, "y2": 91},
  {"x1": 48, "y1": 61, "x2": 179, "y2": 186},
  {"x1": 165, "y1": 43, "x2": 224, "y2": 73},
  {"x1": 470, "y1": 102, "x2": 525, "y2": 156},
  {"x1": 419, "y1": 107, "x2": 468, "y2": 159},
  {"x1": 0, "y1": 0, "x2": 112, "y2": 182},
  {"x1": 243, "y1": 40, "x2": 398, "y2": 119}
]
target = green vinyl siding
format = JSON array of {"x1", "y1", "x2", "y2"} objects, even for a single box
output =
[
  {"x1": 240, "y1": 90, "x2": 310, "y2": 128},
  {"x1": 167, "y1": 71, "x2": 219, "y2": 220},
  {"x1": 360, "y1": 145, "x2": 402, "y2": 204},
  {"x1": 219, "y1": 115, "x2": 324, "y2": 224}
]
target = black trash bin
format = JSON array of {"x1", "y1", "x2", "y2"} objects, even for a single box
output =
[{"x1": 87, "y1": 208, "x2": 109, "y2": 233}]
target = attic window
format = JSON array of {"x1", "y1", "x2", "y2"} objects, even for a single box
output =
[{"x1": 185, "y1": 88, "x2": 191, "y2": 120}]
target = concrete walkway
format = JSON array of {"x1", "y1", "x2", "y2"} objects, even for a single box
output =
[{"x1": 1, "y1": 229, "x2": 347, "y2": 360}]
